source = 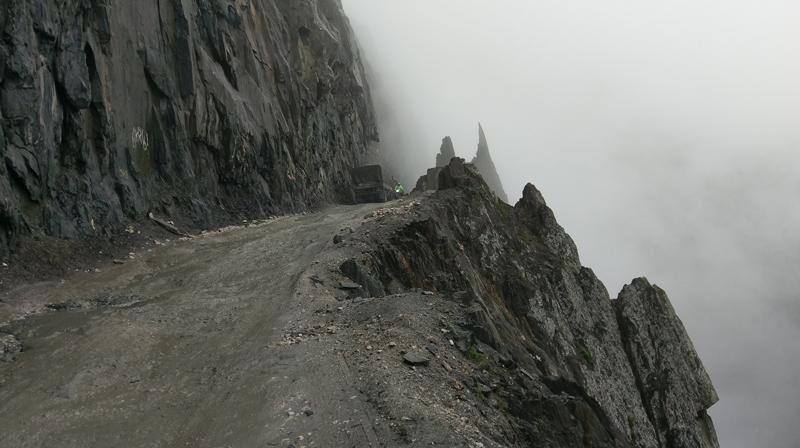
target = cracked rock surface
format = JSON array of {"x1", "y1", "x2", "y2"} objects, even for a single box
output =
[
  {"x1": 616, "y1": 279, "x2": 720, "y2": 448},
  {"x1": 0, "y1": 0, "x2": 377, "y2": 256}
]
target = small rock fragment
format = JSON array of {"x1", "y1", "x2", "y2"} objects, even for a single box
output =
[
  {"x1": 403, "y1": 351, "x2": 431, "y2": 367},
  {"x1": 477, "y1": 383, "x2": 493, "y2": 394},
  {"x1": 0, "y1": 333, "x2": 22, "y2": 362},
  {"x1": 338, "y1": 280, "x2": 362, "y2": 290}
]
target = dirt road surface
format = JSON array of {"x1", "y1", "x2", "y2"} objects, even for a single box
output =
[{"x1": 0, "y1": 203, "x2": 388, "y2": 448}]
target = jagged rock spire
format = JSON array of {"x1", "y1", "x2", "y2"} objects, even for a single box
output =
[
  {"x1": 436, "y1": 136, "x2": 457, "y2": 167},
  {"x1": 471, "y1": 123, "x2": 509, "y2": 203}
]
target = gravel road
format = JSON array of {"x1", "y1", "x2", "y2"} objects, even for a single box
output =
[{"x1": 0, "y1": 203, "x2": 387, "y2": 448}]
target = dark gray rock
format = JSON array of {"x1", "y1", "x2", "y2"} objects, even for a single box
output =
[
  {"x1": 413, "y1": 167, "x2": 443, "y2": 193},
  {"x1": 403, "y1": 351, "x2": 431, "y2": 367},
  {"x1": 0, "y1": 0, "x2": 378, "y2": 257},
  {"x1": 0, "y1": 333, "x2": 22, "y2": 362},
  {"x1": 515, "y1": 183, "x2": 581, "y2": 267},
  {"x1": 616, "y1": 278, "x2": 720, "y2": 448},
  {"x1": 340, "y1": 258, "x2": 385, "y2": 298},
  {"x1": 437, "y1": 157, "x2": 471, "y2": 191},
  {"x1": 471, "y1": 124, "x2": 509, "y2": 203},
  {"x1": 338, "y1": 280, "x2": 362, "y2": 291},
  {"x1": 436, "y1": 136, "x2": 456, "y2": 168}
]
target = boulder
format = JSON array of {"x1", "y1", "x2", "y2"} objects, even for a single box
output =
[{"x1": 403, "y1": 351, "x2": 431, "y2": 367}]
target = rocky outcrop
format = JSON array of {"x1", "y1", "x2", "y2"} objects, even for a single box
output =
[
  {"x1": 350, "y1": 158, "x2": 718, "y2": 447},
  {"x1": 0, "y1": 0, "x2": 378, "y2": 256},
  {"x1": 412, "y1": 167, "x2": 442, "y2": 192},
  {"x1": 472, "y1": 123, "x2": 509, "y2": 203},
  {"x1": 413, "y1": 138, "x2": 452, "y2": 192},
  {"x1": 415, "y1": 127, "x2": 509, "y2": 201},
  {"x1": 414, "y1": 128, "x2": 508, "y2": 198},
  {"x1": 436, "y1": 136, "x2": 456, "y2": 167},
  {"x1": 616, "y1": 279, "x2": 720, "y2": 448}
]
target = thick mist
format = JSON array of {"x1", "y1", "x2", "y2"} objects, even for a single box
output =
[{"x1": 343, "y1": 1, "x2": 800, "y2": 447}]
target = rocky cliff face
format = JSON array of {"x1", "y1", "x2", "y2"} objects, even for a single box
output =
[
  {"x1": 342, "y1": 159, "x2": 719, "y2": 447},
  {"x1": 0, "y1": 0, "x2": 378, "y2": 256}
]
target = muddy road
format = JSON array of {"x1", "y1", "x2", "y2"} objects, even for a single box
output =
[{"x1": 0, "y1": 203, "x2": 388, "y2": 448}]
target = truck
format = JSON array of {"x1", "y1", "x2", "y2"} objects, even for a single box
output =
[{"x1": 350, "y1": 165, "x2": 398, "y2": 204}]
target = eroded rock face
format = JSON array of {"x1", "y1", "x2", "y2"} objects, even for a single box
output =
[
  {"x1": 0, "y1": 0, "x2": 378, "y2": 256},
  {"x1": 350, "y1": 158, "x2": 718, "y2": 447},
  {"x1": 616, "y1": 278, "x2": 720, "y2": 448}
]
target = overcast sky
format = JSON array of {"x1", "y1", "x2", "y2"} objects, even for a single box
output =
[{"x1": 342, "y1": 1, "x2": 800, "y2": 446}]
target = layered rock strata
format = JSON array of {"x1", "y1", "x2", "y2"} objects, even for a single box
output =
[{"x1": 0, "y1": 0, "x2": 378, "y2": 256}]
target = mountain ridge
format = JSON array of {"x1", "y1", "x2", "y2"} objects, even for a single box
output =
[{"x1": 0, "y1": 2, "x2": 720, "y2": 447}]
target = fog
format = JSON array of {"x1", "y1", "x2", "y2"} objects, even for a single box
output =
[{"x1": 342, "y1": 1, "x2": 800, "y2": 446}]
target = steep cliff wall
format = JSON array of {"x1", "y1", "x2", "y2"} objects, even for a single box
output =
[{"x1": 0, "y1": 0, "x2": 378, "y2": 256}]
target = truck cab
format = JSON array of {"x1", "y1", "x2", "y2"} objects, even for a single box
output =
[{"x1": 351, "y1": 165, "x2": 395, "y2": 203}]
